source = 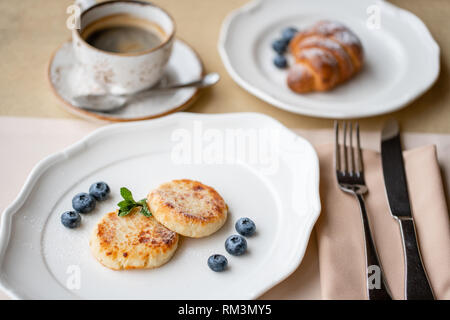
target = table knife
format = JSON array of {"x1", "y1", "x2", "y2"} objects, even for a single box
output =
[{"x1": 381, "y1": 119, "x2": 434, "y2": 300}]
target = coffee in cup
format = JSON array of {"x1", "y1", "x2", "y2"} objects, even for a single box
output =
[
  {"x1": 72, "y1": 0, "x2": 176, "y2": 94},
  {"x1": 80, "y1": 14, "x2": 167, "y2": 54}
]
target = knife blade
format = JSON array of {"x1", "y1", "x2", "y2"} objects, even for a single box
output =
[{"x1": 381, "y1": 119, "x2": 434, "y2": 300}]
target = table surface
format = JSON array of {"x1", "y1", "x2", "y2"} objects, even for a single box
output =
[{"x1": 0, "y1": 0, "x2": 449, "y2": 133}]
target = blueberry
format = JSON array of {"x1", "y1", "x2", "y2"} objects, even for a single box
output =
[
  {"x1": 271, "y1": 38, "x2": 289, "y2": 54},
  {"x1": 235, "y1": 217, "x2": 256, "y2": 237},
  {"x1": 61, "y1": 211, "x2": 81, "y2": 229},
  {"x1": 89, "y1": 182, "x2": 110, "y2": 201},
  {"x1": 72, "y1": 192, "x2": 96, "y2": 213},
  {"x1": 281, "y1": 27, "x2": 298, "y2": 42},
  {"x1": 273, "y1": 55, "x2": 287, "y2": 69},
  {"x1": 207, "y1": 254, "x2": 228, "y2": 272},
  {"x1": 225, "y1": 235, "x2": 247, "y2": 256}
]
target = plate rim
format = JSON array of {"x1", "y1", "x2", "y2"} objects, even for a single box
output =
[
  {"x1": 218, "y1": 0, "x2": 440, "y2": 119},
  {"x1": 0, "y1": 112, "x2": 321, "y2": 299},
  {"x1": 48, "y1": 38, "x2": 205, "y2": 123}
]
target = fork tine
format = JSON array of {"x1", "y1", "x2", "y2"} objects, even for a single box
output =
[
  {"x1": 349, "y1": 122, "x2": 355, "y2": 175},
  {"x1": 356, "y1": 122, "x2": 364, "y2": 175},
  {"x1": 343, "y1": 122, "x2": 348, "y2": 174},
  {"x1": 334, "y1": 121, "x2": 341, "y2": 171}
]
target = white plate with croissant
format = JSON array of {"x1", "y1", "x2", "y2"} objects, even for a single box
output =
[{"x1": 219, "y1": 0, "x2": 440, "y2": 119}]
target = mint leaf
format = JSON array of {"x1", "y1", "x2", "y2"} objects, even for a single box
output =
[
  {"x1": 138, "y1": 199, "x2": 151, "y2": 217},
  {"x1": 117, "y1": 189, "x2": 151, "y2": 217},
  {"x1": 120, "y1": 187, "x2": 135, "y2": 202},
  {"x1": 118, "y1": 208, "x2": 133, "y2": 217},
  {"x1": 117, "y1": 188, "x2": 137, "y2": 216},
  {"x1": 117, "y1": 199, "x2": 135, "y2": 210},
  {"x1": 137, "y1": 198, "x2": 147, "y2": 206},
  {"x1": 140, "y1": 207, "x2": 151, "y2": 217}
]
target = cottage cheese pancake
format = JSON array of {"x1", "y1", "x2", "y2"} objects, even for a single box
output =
[
  {"x1": 90, "y1": 209, "x2": 178, "y2": 270},
  {"x1": 147, "y1": 180, "x2": 228, "y2": 238}
]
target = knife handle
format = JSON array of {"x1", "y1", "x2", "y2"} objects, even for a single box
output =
[{"x1": 398, "y1": 218, "x2": 434, "y2": 300}]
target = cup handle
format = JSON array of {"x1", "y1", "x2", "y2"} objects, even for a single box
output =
[{"x1": 75, "y1": 0, "x2": 97, "y2": 12}]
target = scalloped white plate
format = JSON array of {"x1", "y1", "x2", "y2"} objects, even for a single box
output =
[
  {"x1": 219, "y1": 0, "x2": 440, "y2": 119},
  {"x1": 0, "y1": 112, "x2": 320, "y2": 299}
]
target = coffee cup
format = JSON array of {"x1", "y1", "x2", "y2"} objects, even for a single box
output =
[{"x1": 72, "y1": 0, "x2": 175, "y2": 94}]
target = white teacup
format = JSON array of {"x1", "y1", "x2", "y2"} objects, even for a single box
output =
[{"x1": 72, "y1": 0, "x2": 175, "y2": 94}]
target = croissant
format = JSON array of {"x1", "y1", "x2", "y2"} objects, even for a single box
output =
[{"x1": 287, "y1": 20, "x2": 364, "y2": 93}]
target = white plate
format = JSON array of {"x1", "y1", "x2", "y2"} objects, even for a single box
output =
[
  {"x1": 218, "y1": 0, "x2": 440, "y2": 119},
  {"x1": 0, "y1": 112, "x2": 320, "y2": 299},
  {"x1": 49, "y1": 39, "x2": 203, "y2": 122}
]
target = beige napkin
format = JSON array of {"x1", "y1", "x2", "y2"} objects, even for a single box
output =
[{"x1": 315, "y1": 144, "x2": 450, "y2": 300}]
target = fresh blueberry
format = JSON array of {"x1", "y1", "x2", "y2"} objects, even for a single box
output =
[
  {"x1": 225, "y1": 235, "x2": 247, "y2": 256},
  {"x1": 89, "y1": 182, "x2": 110, "y2": 201},
  {"x1": 207, "y1": 254, "x2": 228, "y2": 272},
  {"x1": 72, "y1": 192, "x2": 96, "y2": 213},
  {"x1": 61, "y1": 211, "x2": 81, "y2": 229},
  {"x1": 235, "y1": 217, "x2": 256, "y2": 237},
  {"x1": 271, "y1": 38, "x2": 289, "y2": 54},
  {"x1": 273, "y1": 55, "x2": 287, "y2": 69},
  {"x1": 281, "y1": 27, "x2": 298, "y2": 42}
]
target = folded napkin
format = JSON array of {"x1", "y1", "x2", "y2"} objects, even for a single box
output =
[{"x1": 315, "y1": 144, "x2": 450, "y2": 300}]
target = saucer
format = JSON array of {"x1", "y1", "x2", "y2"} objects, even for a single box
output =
[{"x1": 48, "y1": 39, "x2": 204, "y2": 122}]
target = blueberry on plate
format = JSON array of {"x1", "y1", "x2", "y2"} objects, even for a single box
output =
[
  {"x1": 281, "y1": 27, "x2": 298, "y2": 42},
  {"x1": 225, "y1": 235, "x2": 247, "y2": 256},
  {"x1": 273, "y1": 55, "x2": 287, "y2": 69},
  {"x1": 271, "y1": 38, "x2": 289, "y2": 54},
  {"x1": 72, "y1": 192, "x2": 96, "y2": 213},
  {"x1": 61, "y1": 211, "x2": 81, "y2": 229},
  {"x1": 235, "y1": 217, "x2": 256, "y2": 237},
  {"x1": 207, "y1": 254, "x2": 228, "y2": 272},
  {"x1": 89, "y1": 181, "x2": 110, "y2": 201}
]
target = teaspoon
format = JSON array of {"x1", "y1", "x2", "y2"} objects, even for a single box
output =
[{"x1": 71, "y1": 72, "x2": 220, "y2": 113}]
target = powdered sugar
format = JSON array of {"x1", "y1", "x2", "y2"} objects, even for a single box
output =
[
  {"x1": 333, "y1": 30, "x2": 361, "y2": 46},
  {"x1": 315, "y1": 20, "x2": 346, "y2": 35},
  {"x1": 301, "y1": 36, "x2": 344, "y2": 52},
  {"x1": 299, "y1": 48, "x2": 338, "y2": 67}
]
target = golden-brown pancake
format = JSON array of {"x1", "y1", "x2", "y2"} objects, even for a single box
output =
[
  {"x1": 90, "y1": 209, "x2": 178, "y2": 270},
  {"x1": 147, "y1": 179, "x2": 228, "y2": 238}
]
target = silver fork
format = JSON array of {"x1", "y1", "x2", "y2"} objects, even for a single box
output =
[{"x1": 334, "y1": 121, "x2": 392, "y2": 300}]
